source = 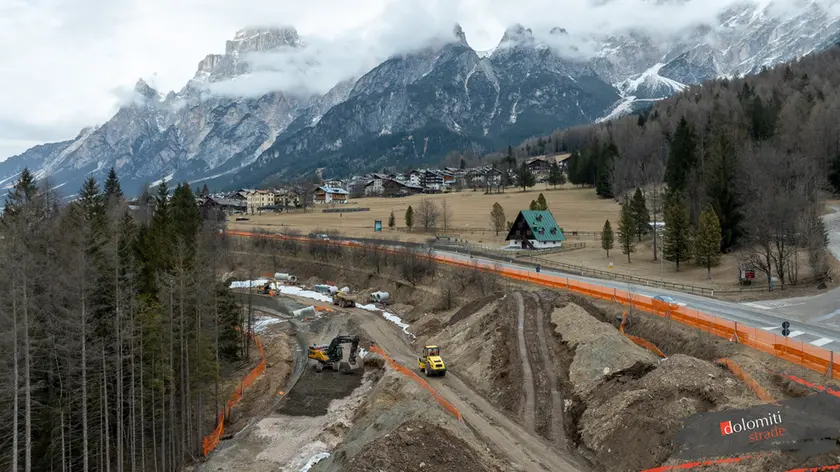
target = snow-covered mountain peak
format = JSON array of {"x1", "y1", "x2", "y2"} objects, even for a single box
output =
[
  {"x1": 133, "y1": 78, "x2": 158, "y2": 98},
  {"x1": 499, "y1": 24, "x2": 535, "y2": 46},
  {"x1": 453, "y1": 23, "x2": 468, "y2": 45},
  {"x1": 226, "y1": 27, "x2": 303, "y2": 56}
]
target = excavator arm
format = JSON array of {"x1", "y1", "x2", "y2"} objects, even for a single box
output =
[{"x1": 326, "y1": 335, "x2": 360, "y2": 364}]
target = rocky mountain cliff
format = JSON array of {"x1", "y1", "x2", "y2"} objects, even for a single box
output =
[{"x1": 4, "y1": 2, "x2": 840, "y2": 194}]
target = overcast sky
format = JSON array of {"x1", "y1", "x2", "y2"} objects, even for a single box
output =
[{"x1": 0, "y1": 0, "x2": 821, "y2": 160}]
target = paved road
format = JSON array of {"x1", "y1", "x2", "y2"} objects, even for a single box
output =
[{"x1": 737, "y1": 206, "x2": 840, "y2": 325}]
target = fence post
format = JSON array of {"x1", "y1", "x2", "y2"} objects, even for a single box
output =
[
  {"x1": 731, "y1": 322, "x2": 740, "y2": 343},
  {"x1": 613, "y1": 288, "x2": 617, "y2": 303},
  {"x1": 827, "y1": 352, "x2": 835, "y2": 379}
]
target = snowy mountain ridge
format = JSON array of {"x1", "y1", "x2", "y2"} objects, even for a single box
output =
[{"x1": 3, "y1": 1, "x2": 839, "y2": 194}]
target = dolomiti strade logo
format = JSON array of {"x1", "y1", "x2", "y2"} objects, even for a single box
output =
[
  {"x1": 672, "y1": 392, "x2": 840, "y2": 460},
  {"x1": 719, "y1": 411, "x2": 786, "y2": 442}
]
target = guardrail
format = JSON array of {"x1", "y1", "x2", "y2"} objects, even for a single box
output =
[
  {"x1": 520, "y1": 255, "x2": 720, "y2": 296},
  {"x1": 321, "y1": 207, "x2": 370, "y2": 213},
  {"x1": 226, "y1": 229, "x2": 840, "y2": 382}
]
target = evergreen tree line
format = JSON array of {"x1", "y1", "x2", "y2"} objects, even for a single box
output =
[
  {"x1": 0, "y1": 168, "x2": 244, "y2": 472},
  {"x1": 602, "y1": 189, "x2": 723, "y2": 279}
]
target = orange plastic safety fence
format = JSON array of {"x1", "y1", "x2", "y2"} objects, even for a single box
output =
[
  {"x1": 715, "y1": 358, "x2": 774, "y2": 402},
  {"x1": 774, "y1": 373, "x2": 840, "y2": 399},
  {"x1": 641, "y1": 454, "x2": 762, "y2": 472},
  {"x1": 202, "y1": 330, "x2": 267, "y2": 456},
  {"x1": 619, "y1": 311, "x2": 666, "y2": 358},
  {"x1": 788, "y1": 465, "x2": 840, "y2": 471},
  {"x1": 625, "y1": 333, "x2": 667, "y2": 358},
  {"x1": 201, "y1": 414, "x2": 224, "y2": 456},
  {"x1": 230, "y1": 231, "x2": 840, "y2": 383},
  {"x1": 369, "y1": 345, "x2": 463, "y2": 423}
]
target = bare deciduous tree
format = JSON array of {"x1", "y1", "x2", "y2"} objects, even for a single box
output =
[{"x1": 416, "y1": 199, "x2": 441, "y2": 233}]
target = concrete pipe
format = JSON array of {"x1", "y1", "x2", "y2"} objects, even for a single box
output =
[
  {"x1": 370, "y1": 291, "x2": 390, "y2": 303},
  {"x1": 274, "y1": 273, "x2": 298, "y2": 283},
  {"x1": 292, "y1": 306, "x2": 316, "y2": 317}
]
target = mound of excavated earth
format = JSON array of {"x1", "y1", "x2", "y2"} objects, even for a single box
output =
[
  {"x1": 550, "y1": 301, "x2": 660, "y2": 398},
  {"x1": 549, "y1": 301, "x2": 759, "y2": 472},
  {"x1": 317, "y1": 370, "x2": 506, "y2": 472}
]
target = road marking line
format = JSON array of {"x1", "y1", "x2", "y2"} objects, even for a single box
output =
[
  {"x1": 762, "y1": 326, "x2": 778, "y2": 331},
  {"x1": 787, "y1": 331, "x2": 805, "y2": 338},
  {"x1": 811, "y1": 338, "x2": 834, "y2": 347},
  {"x1": 743, "y1": 303, "x2": 770, "y2": 310}
]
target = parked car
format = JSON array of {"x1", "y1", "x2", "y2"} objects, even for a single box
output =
[
  {"x1": 653, "y1": 295, "x2": 686, "y2": 307},
  {"x1": 316, "y1": 233, "x2": 330, "y2": 241}
]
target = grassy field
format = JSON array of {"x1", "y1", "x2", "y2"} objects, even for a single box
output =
[
  {"x1": 228, "y1": 189, "x2": 839, "y2": 297},
  {"x1": 228, "y1": 183, "x2": 621, "y2": 245}
]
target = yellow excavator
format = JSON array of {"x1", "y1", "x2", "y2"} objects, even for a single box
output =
[
  {"x1": 417, "y1": 345, "x2": 446, "y2": 377},
  {"x1": 308, "y1": 335, "x2": 361, "y2": 373}
]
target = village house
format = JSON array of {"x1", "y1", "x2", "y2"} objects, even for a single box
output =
[
  {"x1": 313, "y1": 186, "x2": 350, "y2": 204},
  {"x1": 505, "y1": 210, "x2": 566, "y2": 249},
  {"x1": 383, "y1": 178, "x2": 423, "y2": 197},
  {"x1": 526, "y1": 157, "x2": 552, "y2": 174},
  {"x1": 422, "y1": 170, "x2": 444, "y2": 190},
  {"x1": 245, "y1": 190, "x2": 276, "y2": 214},
  {"x1": 200, "y1": 196, "x2": 246, "y2": 218}
]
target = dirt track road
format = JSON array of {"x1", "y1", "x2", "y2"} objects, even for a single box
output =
[
  {"x1": 514, "y1": 292, "x2": 537, "y2": 433},
  {"x1": 349, "y1": 304, "x2": 587, "y2": 472}
]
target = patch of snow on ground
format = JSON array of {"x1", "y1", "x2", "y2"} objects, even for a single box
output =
[
  {"x1": 254, "y1": 316, "x2": 285, "y2": 333},
  {"x1": 357, "y1": 303, "x2": 415, "y2": 338},
  {"x1": 298, "y1": 451, "x2": 330, "y2": 472},
  {"x1": 271, "y1": 284, "x2": 334, "y2": 303},
  {"x1": 231, "y1": 280, "x2": 414, "y2": 337},
  {"x1": 229, "y1": 278, "x2": 269, "y2": 289}
]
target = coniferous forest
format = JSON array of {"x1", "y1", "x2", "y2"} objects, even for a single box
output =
[{"x1": 0, "y1": 168, "x2": 244, "y2": 472}]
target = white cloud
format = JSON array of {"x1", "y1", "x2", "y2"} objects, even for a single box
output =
[{"x1": 0, "y1": 0, "x2": 833, "y2": 159}]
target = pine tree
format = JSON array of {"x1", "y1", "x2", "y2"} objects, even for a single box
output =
[
  {"x1": 567, "y1": 150, "x2": 585, "y2": 186},
  {"x1": 517, "y1": 162, "x2": 536, "y2": 191},
  {"x1": 104, "y1": 167, "x2": 124, "y2": 202},
  {"x1": 694, "y1": 204, "x2": 722, "y2": 279},
  {"x1": 706, "y1": 137, "x2": 744, "y2": 251},
  {"x1": 630, "y1": 188, "x2": 650, "y2": 241},
  {"x1": 596, "y1": 143, "x2": 617, "y2": 198},
  {"x1": 529, "y1": 200, "x2": 538, "y2": 211},
  {"x1": 405, "y1": 205, "x2": 414, "y2": 232},
  {"x1": 170, "y1": 183, "x2": 203, "y2": 262},
  {"x1": 3, "y1": 167, "x2": 38, "y2": 219},
  {"x1": 536, "y1": 193, "x2": 548, "y2": 211},
  {"x1": 601, "y1": 219, "x2": 614, "y2": 258},
  {"x1": 617, "y1": 199, "x2": 636, "y2": 262},
  {"x1": 201, "y1": 184, "x2": 210, "y2": 196},
  {"x1": 388, "y1": 211, "x2": 396, "y2": 229},
  {"x1": 548, "y1": 162, "x2": 565, "y2": 187},
  {"x1": 663, "y1": 195, "x2": 693, "y2": 271},
  {"x1": 490, "y1": 203, "x2": 506, "y2": 236},
  {"x1": 665, "y1": 117, "x2": 698, "y2": 195},
  {"x1": 459, "y1": 158, "x2": 466, "y2": 169},
  {"x1": 78, "y1": 176, "x2": 105, "y2": 224}
]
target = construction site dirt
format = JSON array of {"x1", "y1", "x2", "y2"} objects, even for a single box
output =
[{"x1": 206, "y1": 246, "x2": 840, "y2": 472}]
